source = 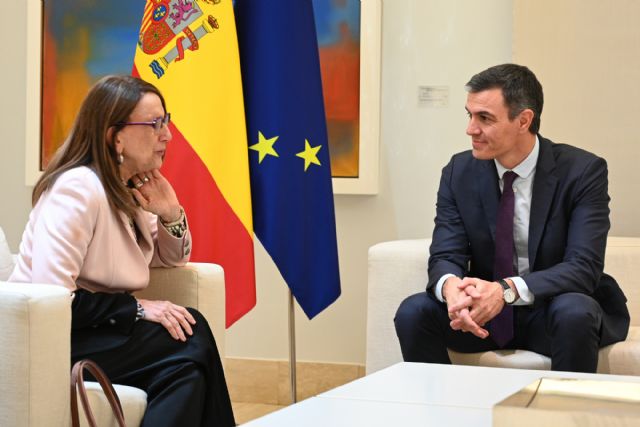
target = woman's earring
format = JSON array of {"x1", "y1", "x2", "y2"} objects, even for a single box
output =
[{"x1": 117, "y1": 153, "x2": 124, "y2": 164}]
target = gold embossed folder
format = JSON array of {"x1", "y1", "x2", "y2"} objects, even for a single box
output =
[{"x1": 493, "y1": 377, "x2": 640, "y2": 426}]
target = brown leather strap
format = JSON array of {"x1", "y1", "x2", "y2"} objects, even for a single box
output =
[{"x1": 70, "y1": 359, "x2": 127, "y2": 427}]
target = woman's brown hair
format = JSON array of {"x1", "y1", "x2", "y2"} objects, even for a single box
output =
[{"x1": 32, "y1": 75, "x2": 166, "y2": 218}]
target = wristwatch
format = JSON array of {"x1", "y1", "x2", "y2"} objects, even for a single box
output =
[{"x1": 498, "y1": 279, "x2": 517, "y2": 305}]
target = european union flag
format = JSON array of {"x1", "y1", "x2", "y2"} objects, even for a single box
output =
[{"x1": 235, "y1": 0, "x2": 341, "y2": 318}]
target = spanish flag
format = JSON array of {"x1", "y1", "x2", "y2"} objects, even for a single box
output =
[{"x1": 133, "y1": 0, "x2": 255, "y2": 327}]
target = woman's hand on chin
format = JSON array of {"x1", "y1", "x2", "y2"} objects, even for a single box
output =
[{"x1": 131, "y1": 169, "x2": 181, "y2": 220}]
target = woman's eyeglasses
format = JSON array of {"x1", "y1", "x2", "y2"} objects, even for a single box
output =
[{"x1": 116, "y1": 113, "x2": 171, "y2": 133}]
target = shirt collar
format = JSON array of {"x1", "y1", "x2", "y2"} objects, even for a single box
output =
[{"x1": 495, "y1": 136, "x2": 539, "y2": 180}]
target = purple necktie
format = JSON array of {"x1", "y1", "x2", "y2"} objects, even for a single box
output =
[{"x1": 491, "y1": 171, "x2": 518, "y2": 347}]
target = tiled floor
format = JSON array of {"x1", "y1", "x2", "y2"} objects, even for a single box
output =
[{"x1": 232, "y1": 402, "x2": 286, "y2": 424}]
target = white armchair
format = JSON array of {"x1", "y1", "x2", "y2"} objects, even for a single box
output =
[
  {"x1": 366, "y1": 237, "x2": 640, "y2": 375},
  {"x1": 0, "y1": 250, "x2": 226, "y2": 427}
]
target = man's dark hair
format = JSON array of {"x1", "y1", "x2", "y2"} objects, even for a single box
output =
[{"x1": 466, "y1": 64, "x2": 543, "y2": 134}]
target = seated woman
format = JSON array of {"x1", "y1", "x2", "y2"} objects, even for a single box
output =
[{"x1": 9, "y1": 75, "x2": 235, "y2": 427}]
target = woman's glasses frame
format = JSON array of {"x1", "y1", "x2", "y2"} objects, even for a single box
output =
[{"x1": 115, "y1": 113, "x2": 171, "y2": 133}]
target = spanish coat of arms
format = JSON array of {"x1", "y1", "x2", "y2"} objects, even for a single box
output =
[{"x1": 139, "y1": 0, "x2": 221, "y2": 78}]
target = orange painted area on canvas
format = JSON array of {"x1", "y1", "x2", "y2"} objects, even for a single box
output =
[
  {"x1": 41, "y1": 23, "x2": 92, "y2": 168},
  {"x1": 317, "y1": 21, "x2": 360, "y2": 178}
]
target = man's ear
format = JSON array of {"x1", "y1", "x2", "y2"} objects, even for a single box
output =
[{"x1": 518, "y1": 109, "x2": 534, "y2": 134}]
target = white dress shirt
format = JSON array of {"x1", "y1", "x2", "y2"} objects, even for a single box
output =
[{"x1": 435, "y1": 138, "x2": 539, "y2": 305}]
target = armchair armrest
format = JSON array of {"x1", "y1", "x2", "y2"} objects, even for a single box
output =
[
  {"x1": 0, "y1": 282, "x2": 71, "y2": 427},
  {"x1": 366, "y1": 239, "x2": 430, "y2": 374},
  {"x1": 134, "y1": 262, "x2": 226, "y2": 357}
]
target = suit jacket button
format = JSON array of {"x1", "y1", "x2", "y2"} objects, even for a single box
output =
[{"x1": 109, "y1": 318, "x2": 116, "y2": 325}]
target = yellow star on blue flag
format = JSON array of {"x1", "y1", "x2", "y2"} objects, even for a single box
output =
[
  {"x1": 296, "y1": 139, "x2": 322, "y2": 171},
  {"x1": 250, "y1": 131, "x2": 280, "y2": 163}
]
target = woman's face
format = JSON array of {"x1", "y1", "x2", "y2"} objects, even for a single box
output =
[{"x1": 115, "y1": 92, "x2": 171, "y2": 180}]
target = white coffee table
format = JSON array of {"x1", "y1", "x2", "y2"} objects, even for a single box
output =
[{"x1": 243, "y1": 362, "x2": 640, "y2": 426}]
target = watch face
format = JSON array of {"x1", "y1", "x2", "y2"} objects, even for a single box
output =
[{"x1": 504, "y1": 288, "x2": 516, "y2": 304}]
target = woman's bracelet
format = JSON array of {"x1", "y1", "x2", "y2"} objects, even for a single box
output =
[
  {"x1": 160, "y1": 207, "x2": 187, "y2": 238},
  {"x1": 135, "y1": 301, "x2": 145, "y2": 322}
]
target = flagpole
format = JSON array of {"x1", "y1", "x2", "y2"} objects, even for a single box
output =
[{"x1": 288, "y1": 290, "x2": 297, "y2": 403}]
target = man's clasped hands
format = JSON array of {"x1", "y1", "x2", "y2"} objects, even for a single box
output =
[{"x1": 443, "y1": 277, "x2": 512, "y2": 339}]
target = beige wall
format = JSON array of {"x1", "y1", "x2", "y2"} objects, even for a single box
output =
[
  {"x1": 0, "y1": 1, "x2": 32, "y2": 249},
  {"x1": 8, "y1": 0, "x2": 637, "y2": 365},
  {"x1": 513, "y1": 0, "x2": 640, "y2": 238}
]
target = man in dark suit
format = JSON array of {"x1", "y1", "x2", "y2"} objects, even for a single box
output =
[{"x1": 394, "y1": 64, "x2": 629, "y2": 373}]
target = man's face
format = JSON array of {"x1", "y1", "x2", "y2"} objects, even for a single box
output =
[{"x1": 465, "y1": 88, "x2": 525, "y2": 165}]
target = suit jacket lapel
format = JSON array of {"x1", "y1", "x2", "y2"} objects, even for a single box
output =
[
  {"x1": 478, "y1": 160, "x2": 500, "y2": 242},
  {"x1": 529, "y1": 137, "x2": 558, "y2": 268}
]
